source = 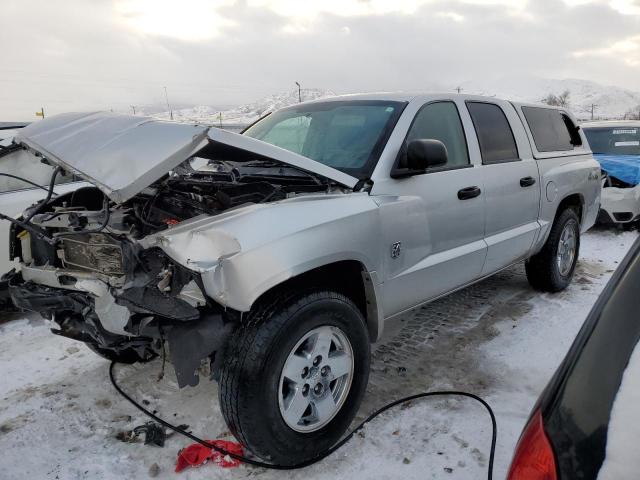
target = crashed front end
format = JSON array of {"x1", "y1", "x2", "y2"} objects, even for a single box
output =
[
  {"x1": 7, "y1": 185, "x2": 239, "y2": 388},
  {"x1": 598, "y1": 179, "x2": 640, "y2": 224},
  {"x1": 583, "y1": 125, "x2": 640, "y2": 225},
  {"x1": 6, "y1": 112, "x2": 358, "y2": 387}
]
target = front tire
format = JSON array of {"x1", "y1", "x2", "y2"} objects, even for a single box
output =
[
  {"x1": 526, "y1": 208, "x2": 580, "y2": 292},
  {"x1": 218, "y1": 290, "x2": 370, "y2": 465}
]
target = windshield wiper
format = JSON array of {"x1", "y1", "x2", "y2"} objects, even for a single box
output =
[
  {"x1": 240, "y1": 160, "x2": 285, "y2": 168},
  {"x1": 238, "y1": 160, "x2": 325, "y2": 185}
]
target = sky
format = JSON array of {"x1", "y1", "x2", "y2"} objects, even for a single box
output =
[{"x1": 1, "y1": 0, "x2": 640, "y2": 120}]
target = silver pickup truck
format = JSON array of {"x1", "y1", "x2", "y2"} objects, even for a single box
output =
[{"x1": 4, "y1": 94, "x2": 600, "y2": 464}]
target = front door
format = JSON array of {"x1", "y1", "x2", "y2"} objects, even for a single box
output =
[{"x1": 375, "y1": 100, "x2": 487, "y2": 317}]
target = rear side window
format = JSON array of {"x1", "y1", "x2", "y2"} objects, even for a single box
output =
[
  {"x1": 466, "y1": 102, "x2": 519, "y2": 164},
  {"x1": 406, "y1": 101, "x2": 470, "y2": 168},
  {"x1": 522, "y1": 106, "x2": 581, "y2": 152}
]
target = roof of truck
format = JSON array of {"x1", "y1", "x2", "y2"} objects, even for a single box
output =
[
  {"x1": 300, "y1": 92, "x2": 569, "y2": 111},
  {"x1": 303, "y1": 92, "x2": 508, "y2": 102}
]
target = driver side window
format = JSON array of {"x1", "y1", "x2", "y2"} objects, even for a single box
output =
[{"x1": 407, "y1": 102, "x2": 470, "y2": 168}]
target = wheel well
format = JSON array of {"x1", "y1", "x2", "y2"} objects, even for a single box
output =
[
  {"x1": 250, "y1": 261, "x2": 377, "y2": 338},
  {"x1": 556, "y1": 193, "x2": 583, "y2": 226}
]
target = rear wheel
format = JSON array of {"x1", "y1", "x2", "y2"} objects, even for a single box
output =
[
  {"x1": 218, "y1": 290, "x2": 370, "y2": 465},
  {"x1": 526, "y1": 208, "x2": 580, "y2": 292}
]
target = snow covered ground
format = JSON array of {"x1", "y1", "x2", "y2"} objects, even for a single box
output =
[{"x1": 0, "y1": 228, "x2": 637, "y2": 480}]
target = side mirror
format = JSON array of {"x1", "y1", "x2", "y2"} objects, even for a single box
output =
[{"x1": 406, "y1": 139, "x2": 448, "y2": 170}]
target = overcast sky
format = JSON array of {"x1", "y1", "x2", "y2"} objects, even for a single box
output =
[{"x1": 1, "y1": 0, "x2": 639, "y2": 120}]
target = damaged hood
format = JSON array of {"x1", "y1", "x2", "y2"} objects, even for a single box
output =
[{"x1": 15, "y1": 112, "x2": 359, "y2": 203}]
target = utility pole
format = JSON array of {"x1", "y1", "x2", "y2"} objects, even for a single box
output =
[
  {"x1": 590, "y1": 104, "x2": 597, "y2": 120},
  {"x1": 35, "y1": 107, "x2": 45, "y2": 119},
  {"x1": 295, "y1": 81, "x2": 302, "y2": 103},
  {"x1": 163, "y1": 86, "x2": 173, "y2": 120},
  {"x1": 130, "y1": 105, "x2": 136, "y2": 115},
  {"x1": 455, "y1": 86, "x2": 463, "y2": 94},
  {"x1": 218, "y1": 112, "x2": 223, "y2": 128}
]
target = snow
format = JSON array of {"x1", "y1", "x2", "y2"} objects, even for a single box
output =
[
  {"x1": 597, "y1": 339, "x2": 640, "y2": 479},
  {"x1": 460, "y1": 76, "x2": 640, "y2": 121},
  {"x1": 152, "y1": 88, "x2": 335, "y2": 126},
  {"x1": 0, "y1": 229, "x2": 637, "y2": 479}
]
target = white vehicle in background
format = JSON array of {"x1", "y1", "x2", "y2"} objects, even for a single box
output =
[
  {"x1": 582, "y1": 121, "x2": 640, "y2": 226},
  {"x1": 0, "y1": 127, "x2": 86, "y2": 303}
]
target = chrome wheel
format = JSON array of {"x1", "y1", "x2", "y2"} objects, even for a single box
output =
[
  {"x1": 557, "y1": 220, "x2": 577, "y2": 276},
  {"x1": 278, "y1": 325, "x2": 354, "y2": 432}
]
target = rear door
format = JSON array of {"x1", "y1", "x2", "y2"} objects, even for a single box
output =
[{"x1": 465, "y1": 101, "x2": 541, "y2": 275}]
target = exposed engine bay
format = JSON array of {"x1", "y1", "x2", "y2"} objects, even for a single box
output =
[{"x1": 7, "y1": 156, "x2": 341, "y2": 387}]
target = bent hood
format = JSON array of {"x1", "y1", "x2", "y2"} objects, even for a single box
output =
[{"x1": 15, "y1": 112, "x2": 359, "y2": 203}]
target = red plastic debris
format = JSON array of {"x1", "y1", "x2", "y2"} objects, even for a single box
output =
[
  {"x1": 175, "y1": 440, "x2": 243, "y2": 472},
  {"x1": 165, "y1": 219, "x2": 180, "y2": 226}
]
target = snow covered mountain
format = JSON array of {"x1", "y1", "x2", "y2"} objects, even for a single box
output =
[
  {"x1": 218, "y1": 88, "x2": 336, "y2": 124},
  {"x1": 150, "y1": 78, "x2": 640, "y2": 126},
  {"x1": 460, "y1": 76, "x2": 640, "y2": 120},
  {"x1": 152, "y1": 88, "x2": 335, "y2": 125}
]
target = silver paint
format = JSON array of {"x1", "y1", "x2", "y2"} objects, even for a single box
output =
[
  {"x1": 12, "y1": 94, "x2": 602, "y2": 343},
  {"x1": 14, "y1": 112, "x2": 358, "y2": 204}
]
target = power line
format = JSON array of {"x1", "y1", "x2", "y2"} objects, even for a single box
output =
[{"x1": 163, "y1": 86, "x2": 173, "y2": 120}]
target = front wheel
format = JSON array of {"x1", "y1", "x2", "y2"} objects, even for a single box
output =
[
  {"x1": 526, "y1": 208, "x2": 580, "y2": 292},
  {"x1": 218, "y1": 290, "x2": 370, "y2": 465}
]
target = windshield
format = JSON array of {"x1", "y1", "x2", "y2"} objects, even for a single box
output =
[
  {"x1": 584, "y1": 127, "x2": 640, "y2": 156},
  {"x1": 242, "y1": 100, "x2": 406, "y2": 178}
]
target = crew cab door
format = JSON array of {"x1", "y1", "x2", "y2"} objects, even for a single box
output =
[
  {"x1": 465, "y1": 101, "x2": 541, "y2": 275},
  {"x1": 372, "y1": 100, "x2": 487, "y2": 317}
]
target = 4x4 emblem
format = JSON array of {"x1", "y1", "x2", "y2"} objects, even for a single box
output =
[{"x1": 391, "y1": 242, "x2": 402, "y2": 259}]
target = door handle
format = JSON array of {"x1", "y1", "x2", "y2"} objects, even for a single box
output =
[
  {"x1": 520, "y1": 176, "x2": 536, "y2": 187},
  {"x1": 457, "y1": 186, "x2": 481, "y2": 200}
]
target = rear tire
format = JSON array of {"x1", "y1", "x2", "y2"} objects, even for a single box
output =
[
  {"x1": 218, "y1": 290, "x2": 370, "y2": 465},
  {"x1": 526, "y1": 208, "x2": 580, "y2": 292}
]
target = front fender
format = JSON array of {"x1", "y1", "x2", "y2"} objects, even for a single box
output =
[{"x1": 140, "y1": 193, "x2": 383, "y2": 312}]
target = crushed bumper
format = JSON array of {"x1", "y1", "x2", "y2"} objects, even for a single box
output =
[
  {"x1": 7, "y1": 270, "x2": 234, "y2": 388},
  {"x1": 600, "y1": 185, "x2": 640, "y2": 224},
  {"x1": 9, "y1": 277, "x2": 90, "y2": 316}
]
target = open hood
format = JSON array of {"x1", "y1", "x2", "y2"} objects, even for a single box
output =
[{"x1": 15, "y1": 112, "x2": 359, "y2": 203}]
